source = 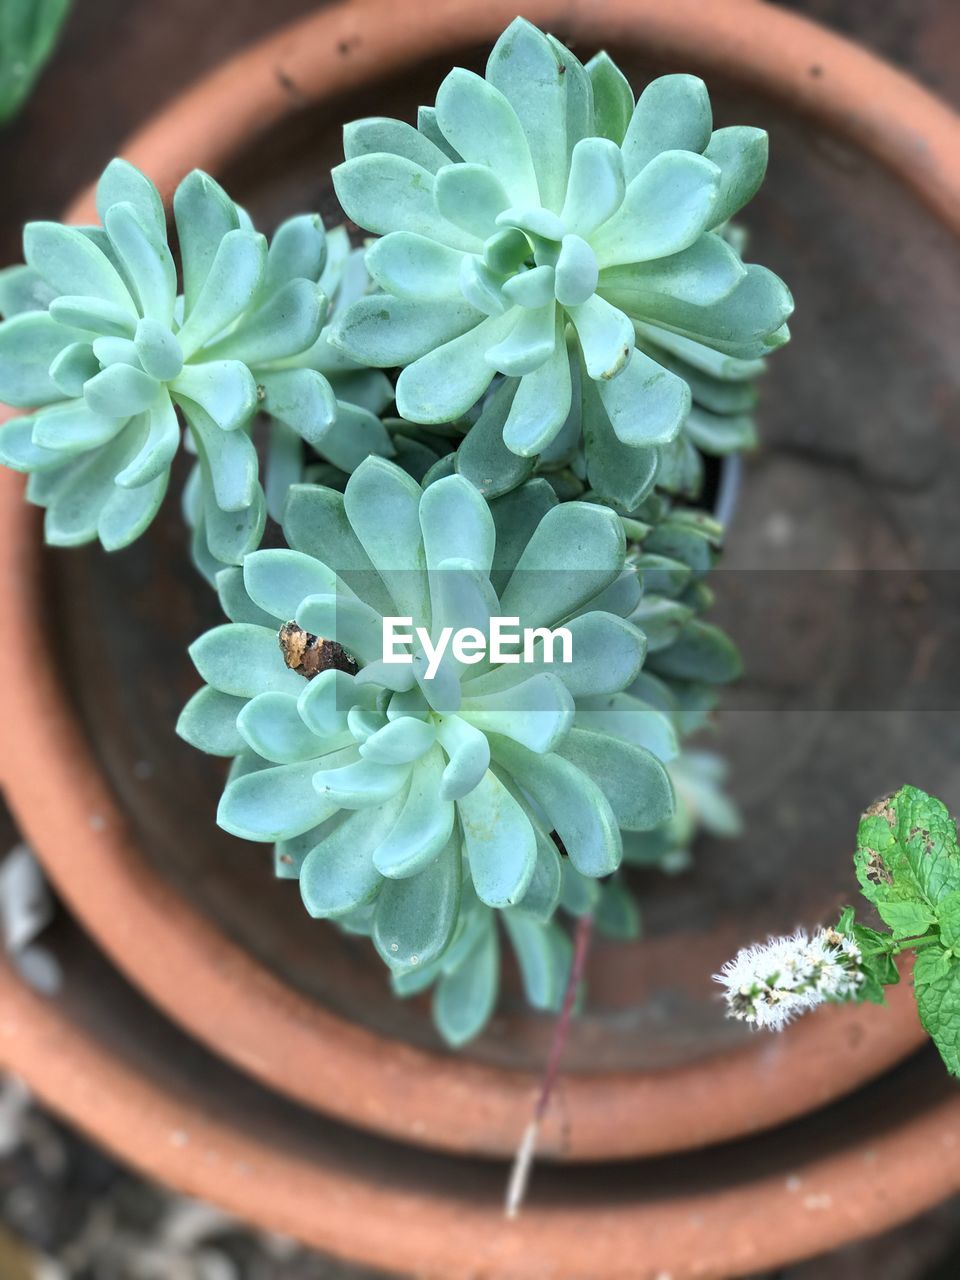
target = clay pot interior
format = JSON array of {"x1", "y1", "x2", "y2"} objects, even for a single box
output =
[{"x1": 44, "y1": 39, "x2": 960, "y2": 1075}]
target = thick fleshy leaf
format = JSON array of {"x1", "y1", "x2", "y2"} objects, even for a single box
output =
[
  {"x1": 501, "y1": 265, "x2": 555, "y2": 311},
  {"x1": 436, "y1": 715, "x2": 489, "y2": 799},
  {"x1": 560, "y1": 138, "x2": 625, "y2": 239},
  {"x1": 0, "y1": 311, "x2": 80, "y2": 407},
  {"x1": 460, "y1": 674, "x2": 574, "y2": 754},
  {"x1": 216, "y1": 566, "x2": 277, "y2": 627},
  {"x1": 48, "y1": 342, "x2": 97, "y2": 399},
  {"x1": 243, "y1": 547, "x2": 337, "y2": 622},
  {"x1": 332, "y1": 155, "x2": 479, "y2": 251},
  {"x1": 433, "y1": 912, "x2": 498, "y2": 1046},
  {"x1": 568, "y1": 295, "x2": 633, "y2": 380},
  {"x1": 435, "y1": 164, "x2": 511, "y2": 240},
  {"x1": 181, "y1": 401, "x2": 258, "y2": 511},
  {"x1": 456, "y1": 378, "x2": 536, "y2": 495},
  {"x1": 83, "y1": 364, "x2": 160, "y2": 418},
  {"x1": 581, "y1": 371, "x2": 660, "y2": 508},
  {"x1": 48, "y1": 295, "x2": 135, "y2": 339},
  {"x1": 97, "y1": 467, "x2": 168, "y2": 550},
  {"x1": 176, "y1": 686, "x2": 247, "y2": 757},
  {"x1": 264, "y1": 214, "x2": 327, "y2": 293},
  {"x1": 359, "y1": 716, "x2": 436, "y2": 765},
  {"x1": 501, "y1": 338, "x2": 572, "y2": 457},
  {"x1": 189, "y1": 622, "x2": 302, "y2": 697},
  {"x1": 511, "y1": 817, "x2": 562, "y2": 922},
  {"x1": 41, "y1": 434, "x2": 133, "y2": 546},
  {"x1": 486, "y1": 18, "x2": 591, "y2": 213},
  {"x1": 22, "y1": 222, "x2": 135, "y2": 315},
  {"x1": 343, "y1": 455, "x2": 428, "y2": 617},
  {"x1": 503, "y1": 914, "x2": 571, "y2": 1010},
  {"x1": 373, "y1": 746, "x2": 455, "y2": 878},
  {"x1": 320, "y1": 400, "x2": 394, "y2": 474},
  {"x1": 97, "y1": 159, "x2": 166, "y2": 244},
  {"x1": 373, "y1": 833, "x2": 461, "y2": 969},
  {"x1": 175, "y1": 229, "x2": 267, "y2": 359},
  {"x1": 633, "y1": 321, "x2": 765, "y2": 381},
  {"x1": 30, "y1": 399, "x2": 123, "y2": 452},
  {"x1": 575, "y1": 692, "x2": 679, "y2": 761},
  {"x1": 395, "y1": 310, "x2": 513, "y2": 423},
  {"x1": 0, "y1": 414, "x2": 79, "y2": 471},
  {"x1": 296, "y1": 593, "x2": 386, "y2": 667},
  {"x1": 621, "y1": 74, "x2": 712, "y2": 181},
  {"x1": 632, "y1": 263, "x2": 794, "y2": 356},
  {"x1": 0, "y1": 265, "x2": 57, "y2": 319},
  {"x1": 685, "y1": 405, "x2": 756, "y2": 455},
  {"x1": 365, "y1": 232, "x2": 464, "y2": 302},
  {"x1": 104, "y1": 202, "x2": 177, "y2": 324},
  {"x1": 298, "y1": 669, "x2": 379, "y2": 739},
  {"x1": 556, "y1": 727, "x2": 674, "y2": 831},
  {"x1": 586, "y1": 51, "x2": 634, "y2": 145},
  {"x1": 201, "y1": 472, "x2": 265, "y2": 566},
  {"x1": 597, "y1": 347, "x2": 690, "y2": 447},
  {"x1": 600, "y1": 232, "x2": 746, "y2": 310},
  {"x1": 134, "y1": 318, "x2": 184, "y2": 381},
  {"x1": 258, "y1": 368, "x2": 336, "y2": 449},
  {"x1": 592, "y1": 151, "x2": 720, "y2": 268},
  {"x1": 435, "y1": 67, "x2": 539, "y2": 208},
  {"x1": 114, "y1": 394, "x2": 179, "y2": 487},
  {"x1": 173, "y1": 170, "x2": 242, "y2": 314},
  {"x1": 485, "y1": 303, "x2": 556, "y2": 377},
  {"x1": 283, "y1": 484, "x2": 391, "y2": 611},
  {"x1": 173, "y1": 360, "x2": 258, "y2": 433},
  {"x1": 647, "y1": 618, "x2": 742, "y2": 683},
  {"x1": 237, "y1": 691, "x2": 325, "y2": 763},
  {"x1": 554, "y1": 235, "x2": 600, "y2": 308},
  {"x1": 416, "y1": 106, "x2": 461, "y2": 160},
  {"x1": 703, "y1": 126, "x2": 769, "y2": 226},
  {"x1": 458, "y1": 768, "x2": 537, "y2": 907},
  {"x1": 343, "y1": 116, "x2": 451, "y2": 173},
  {"x1": 313, "y1": 756, "x2": 410, "y2": 809},
  {"x1": 419, "y1": 471, "x2": 495, "y2": 574},
  {"x1": 218, "y1": 757, "x2": 342, "y2": 841},
  {"x1": 301, "y1": 799, "x2": 405, "y2": 918},
  {"x1": 500, "y1": 500, "x2": 625, "y2": 630},
  {"x1": 331, "y1": 294, "x2": 481, "y2": 368},
  {"x1": 490, "y1": 736, "x2": 622, "y2": 876},
  {"x1": 204, "y1": 279, "x2": 325, "y2": 365}
]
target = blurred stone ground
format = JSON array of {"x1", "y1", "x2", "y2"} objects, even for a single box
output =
[{"x1": 1, "y1": 1, "x2": 958, "y2": 1276}]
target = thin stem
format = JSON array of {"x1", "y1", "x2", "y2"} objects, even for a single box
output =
[
  {"x1": 892, "y1": 933, "x2": 942, "y2": 955},
  {"x1": 504, "y1": 911, "x2": 594, "y2": 1220}
]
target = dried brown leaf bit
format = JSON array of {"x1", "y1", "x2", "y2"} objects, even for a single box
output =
[{"x1": 278, "y1": 622, "x2": 359, "y2": 679}]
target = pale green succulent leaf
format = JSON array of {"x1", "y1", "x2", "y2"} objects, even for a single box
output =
[
  {"x1": 365, "y1": 232, "x2": 465, "y2": 301},
  {"x1": 0, "y1": 264, "x2": 57, "y2": 319},
  {"x1": 189, "y1": 622, "x2": 302, "y2": 698},
  {"x1": 258, "y1": 368, "x2": 337, "y2": 447},
  {"x1": 703, "y1": 126, "x2": 769, "y2": 227},
  {"x1": 173, "y1": 170, "x2": 242, "y2": 314},
  {"x1": 435, "y1": 66, "x2": 540, "y2": 208},
  {"x1": 204, "y1": 279, "x2": 326, "y2": 366},
  {"x1": 592, "y1": 150, "x2": 720, "y2": 267},
  {"x1": 621, "y1": 73, "x2": 712, "y2": 181},
  {"x1": 485, "y1": 302, "x2": 557, "y2": 377},
  {"x1": 319, "y1": 399, "x2": 395, "y2": 475},
  {"x1": 175, "y1": 228, "x2": 267, "y2": 360},
  {"x1": 0, "y1": 311, "x2": 81, "y2": 407},
  {"x1": 218, "y1": 758, "x2": 342, "y2": 842},
  {"x1": 176, "y1": 686, "x2": 248, "y2": 757},
  {"x1": 264, "y1": 214, "x2": 327, "y2": 293},
  {"x1": 180, "y1": 399, "x2": 258, "y2": 510},
  {"x1": 333, "y1": 154, "x2": 479, "y2": 251},
  {"x1": 560, "y1": 137, "x2": 625, "y2": 238},
  {"x1": 648, "y1": 618, "x2": 742, "y2": 683},
  {"x1": 416, "y1": 105, "x2": 461, "y2": 161},
  {"x1": 302, "y1": 799, "x2": 410, "y2": 918},
  {"x1": 458, "y1": 768, "x2": 537, "y2": 907},
  {"x1": 374, "y1": 833, "x2": 462, "y2": 968},
  {"x1": 97, "y1": 466, "x2": 169, "y2": 551},
  {"x1": 30, "y1": 399, "x2": 123, "y2": 451},
  {"x1": 568, "y1": 295, "x2": 633, "y2": 381},
  {"x1": 395, "y1": 310, "x2": 512, "y2": 423},
  {"x1": 557, "y1": 726, "x2": 674, "y2": 831},
  {"x1": 486, "y1": 18, "x2": 592, "y2": 214},
  {"x1": 237, "y1": 691, "x2": 326, "y2": 764},
  {"x1": 436, "y1": 715, "x2": 490, "y2": 799},
  {"x1": 114, "y1": 393, "x2": 179, "y2": 487},
  {"x1": 434, "y1": 163, "x2": 511, "y2": 240},
  {"x1": 242, "y1": 547, "x2": 337, "y2": 622},
  {"x1": 83, "y1": 364, "x2": 160, "y2": 417},
  {"x1": 461, "y1": 673, "x2": 574, "y2": 754},
  {"x1": 343, "y1": 116, "x2": 451, "y2": 174},
  {"x1": 215, "y1": 566, "x2": 278, "y2": 628},
  {"x1": 48, "y1": 295, "x2": 136, "y2": 339},
  {"x1": 597, "y1": 347, "x2": 690, "y2": 447},
  {"x1": 296, "y1": 593, "x2": 386, "y2": 668},
  {"x1": 331, "y1": 294, "x2": 481, "y2": 368},
  {"x1": 501, "y1": 338, "x2": 573, "y2": 457},
  {"x1": 419, "y1": 470, "x2": 495, "y2": 574},
  {"x1": 103, "y1": 202, "x2": 177, "y2": 323},
  {"x1": 586, "y1": 51, "x2": 634, "y2": 144},
  {"x1": 503, "y1": 913, "x2": 571, "y2": 1011},
  {"x1": 372, "y1": 745, "x2": 455, "y2": 878},
  {"x1": 635, "y1": 263, "x2": 794, "y2": 356},
  {"x1": 433, "y1": 911, "x2": 498, "y2": 1046},
  {"x1": 601, "y1": 231, "x2": 746, "y2": 311},
  {"x1": 134, "y1": 318, "x2": 183, "y2": 381},
  {"x1": 96, "y1": 159, "x2": 167, "y2": 244},
  {"x1": 0, "y1": 414, "x2": 77, "y2": 471},
  {"x1": 22, "y1": 222, "x2": 136, "y2": 315}
]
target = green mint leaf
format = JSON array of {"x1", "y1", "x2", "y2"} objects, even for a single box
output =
[
  {"x1": 854, "y1": 785, "x2": 960, "y2": 916},
  {"x1": 914, "y1": 946, "x2": 960, "y2": 1076},
  {"x1": 875, "y1": 900, "x2": 937, "y2": 940},
  {"x1": 937, "y1": 888, "x2": 960, "y2": 951}
]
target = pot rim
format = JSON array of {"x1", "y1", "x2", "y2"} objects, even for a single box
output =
[
  {"x1": 1, "y1": 0, "x2": 958, "y2": 1162},
  {"x1": 1, "y1": 933, "x2": 959, "y2": 1279}
]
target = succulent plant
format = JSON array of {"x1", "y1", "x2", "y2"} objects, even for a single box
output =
[
  {"x1": 179, "y1": 456, "x2": 682, "y2": 1040},
  {"x1": 329, "y1": 17, "x2": 792, "y2": 507},
  {"x1": 0, "y1": 159, "x2": 342, "y2": 558}
]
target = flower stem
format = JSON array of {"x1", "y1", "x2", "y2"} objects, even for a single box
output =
[{"x1": 504, "y1": 910, "x2": 594, "y2": 1220}]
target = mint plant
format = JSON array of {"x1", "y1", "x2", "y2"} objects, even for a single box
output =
[
  {"x1": 717, "y1": 786, "x2": 960, "y2": 1076},
  {"x1": 0, "y1": 18, "x2": 790, "y2": 1049}
]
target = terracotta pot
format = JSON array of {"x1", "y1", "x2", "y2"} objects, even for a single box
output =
[
  {"x1": 1, "y1": 0, "x2": 959, "y2": 1166},
  {"x1": 2, "y1": 914, "x2": 959, "y2": 1279}
]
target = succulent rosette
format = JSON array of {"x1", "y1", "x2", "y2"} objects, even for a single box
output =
[
  {"x1": 179, "y1": 456, "x2": 680, "y2": 1040},
  {"x1": 329, "y1": 17, "x2": 792, "y2": 507},
  {"x1": 0, "y1": 159, "x2": 347, "y2": 558}
]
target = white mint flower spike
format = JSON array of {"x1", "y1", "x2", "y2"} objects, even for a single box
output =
[{"x1": 714, "y1": 927, "x2": 866, "y2": 1032}]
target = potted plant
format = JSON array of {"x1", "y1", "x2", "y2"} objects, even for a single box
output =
[{"x1": 0, "y1": 1, "x2": 958, "y2": 1268}]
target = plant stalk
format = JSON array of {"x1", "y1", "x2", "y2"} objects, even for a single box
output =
[{"x1": 504, "y1": 910, "x2": 594, "y2": 1220}]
